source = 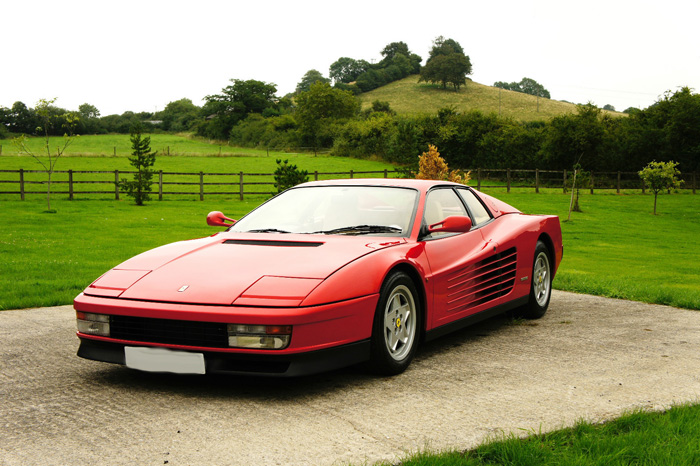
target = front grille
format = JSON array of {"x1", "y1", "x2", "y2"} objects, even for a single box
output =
[{"x1": 110, "y1": 315, "x2": 229, "y2": 348}]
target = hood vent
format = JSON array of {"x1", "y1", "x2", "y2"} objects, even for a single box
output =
[{"x1": 223, "y1": 239, "x2": 323, "y2": 247}]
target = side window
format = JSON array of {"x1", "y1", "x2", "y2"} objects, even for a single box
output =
[
  {"x1": 457, "y1": 189, "x2": 492, "y2": 226},
  {"x1": 423, "y1": 189, "x2": 468, "y2": 238}
]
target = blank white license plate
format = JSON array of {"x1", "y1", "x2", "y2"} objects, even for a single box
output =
[{"x1": 125, "y1": 346, "x2": 205, "y2": 374}]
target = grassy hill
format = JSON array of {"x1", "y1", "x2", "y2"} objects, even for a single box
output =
[{"x1": 358, "y1": 75, "x2": 622, "y2": 121}]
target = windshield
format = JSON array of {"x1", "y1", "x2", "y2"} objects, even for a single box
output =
[{"x1": 230, "y1": 185, "x2": 419, "y2": 236}]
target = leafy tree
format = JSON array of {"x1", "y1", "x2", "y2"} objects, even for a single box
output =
[
  {"x1": 274, "y1": 159, "x2": 308, "y2": 192},
  {"x1": 120, "y1": 124, "x2": 157, "y2": 205},
  {"x1": 197, "y1": 79, "x2": 278, "y2": 140},
  {"x1": 158, "y1": 98, "x2": 201, "y2": 132},
  {"x1": 329, "y1": 57, "x2": 370, "y2": 84},
  {"x1": 603, "y1": 104, "x2": 616, "y2": 111},
  {"x1": 294, "y1": 82, "x2": 359, "y2": 153},
  {"x1": 638, "y1": 161, "x2": 682, "y2": 214},
  {"x1": 427, "y1": 36, "x2": 465, "y2": 59},
  {"x1": 295, "y1": 69, "x2": 330, "y2": 94},
  {"x1": 12, "y1": 98, "x2": 79, "y2": 212},
  {"x1": 416, "y1": 144, "x2": 469, "y2": 184},
  {"x1": 494, "y1": 77, "x2": 550, "y2": 98},
  {"x1": 7, "y1": 101, "x2": 38, "y2": 134},
  {"x1": 77, "y1": 103, "x2": 103, "y2": 134},
  {"x1": 420, "y1": 37, "x2": 472, "y2": 91}
]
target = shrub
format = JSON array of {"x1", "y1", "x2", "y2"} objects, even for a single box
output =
[{"x1": 274, "y1": 159, "x2": 309, "y2": 193}]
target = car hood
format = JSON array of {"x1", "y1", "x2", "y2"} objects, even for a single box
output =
[{"x1": 85, "y1": 233, "x2": 406, "y2": 306}]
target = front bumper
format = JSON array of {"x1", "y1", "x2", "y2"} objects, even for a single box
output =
[
  {"x1": 77, "y1": 337, "x2": 370, "y2": 377},
  {"x1": 74, "y1": 292, "x2": 378, "y2": 376}
]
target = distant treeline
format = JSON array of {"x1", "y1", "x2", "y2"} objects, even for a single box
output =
[
  {"x1": 2, "y1": 74, "x2": 698, "y2": 176},
  {"x1": 227, "y1": 87, "x2": 700, "y2": 175}
]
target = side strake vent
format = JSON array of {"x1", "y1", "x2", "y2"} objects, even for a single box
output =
[
  {"x1": 446, "y1": 247, "x2": 517, "y2": 312},
  {"x1": 223, "y1": 239, "x2": 323, "y2": 247}
]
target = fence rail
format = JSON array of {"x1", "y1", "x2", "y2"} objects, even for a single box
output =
[{"x1": 0, "y1": 168, "x2": 696, "y2": 200}]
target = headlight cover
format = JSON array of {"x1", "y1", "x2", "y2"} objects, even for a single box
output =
[
  {"x1": 76, "y1": 312, "x2": 110, "y2": 337},
  {"x1": 227, "y1": 324, "x2": 292, "y2": 349}
]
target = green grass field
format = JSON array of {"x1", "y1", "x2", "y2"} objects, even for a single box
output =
[
  {"x1": 0, "y1": 133, "x2": 270, "y2": 157},
  {"x1": 0, "y1": 137, "x2": 398, "y2": 199},
  {"x1": 358, "y1": 76, "x2": 625, "y2": 121},
  {"x1": 1, "y1": 189, "x2": 697, "y2": 311}
]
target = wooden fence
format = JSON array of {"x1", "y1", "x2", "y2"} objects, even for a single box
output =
[{"x1": 0, "y1": 168, "x2": 696, "y2": 200}]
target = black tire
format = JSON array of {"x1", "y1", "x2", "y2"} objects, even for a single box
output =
[
  {"x1": 518, "y1": 241, "x2": 552, "y2": 319},
  {"x1": 368, "y1": 271, "x2": 421, "y2": 376}
]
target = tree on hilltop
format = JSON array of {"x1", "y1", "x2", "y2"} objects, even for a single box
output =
[
  {"x1": 296, "y1": 69, "x2": 331, "y2": 93},
  {"x1": 419, "y1": 36, "x2": 472, "y2": 91},
  {"x1": 494, "y1": 77, "x2": 550, "y2": 98}
]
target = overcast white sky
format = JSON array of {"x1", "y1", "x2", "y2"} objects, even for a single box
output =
[{"x1": 3, "y1": 0, "x2": 699, "y2": 116}]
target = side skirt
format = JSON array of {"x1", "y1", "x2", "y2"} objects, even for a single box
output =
[{"x1": 424, "y1": 296, "x2": 529, "y2": 342}]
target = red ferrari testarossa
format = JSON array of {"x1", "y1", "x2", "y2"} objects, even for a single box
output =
[{"x1": 75, "y1": 178, "x2": 562, "y2": 376}]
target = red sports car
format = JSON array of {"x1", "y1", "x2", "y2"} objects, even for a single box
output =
[{"x1": 75, "y1": 179, "x2": 562, "y2": 376}]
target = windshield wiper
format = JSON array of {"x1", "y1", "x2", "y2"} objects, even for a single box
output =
[
  {"x1": 310, "y1": 225, "x2": 403, "y2": 235},
  {"x1": 246, "y1": 228, "x2": 291, "y2": 233}
]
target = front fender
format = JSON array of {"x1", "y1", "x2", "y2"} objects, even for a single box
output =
[{"x1": 300, "y1": 243, "x2": 427, "y2": 307}]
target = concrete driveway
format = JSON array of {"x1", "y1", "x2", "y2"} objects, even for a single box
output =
[{"x1": 2, "y1": 290, "x2": 700, "y2": 466}]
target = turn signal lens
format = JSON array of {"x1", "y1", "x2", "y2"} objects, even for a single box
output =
[
  {"x1": 227, "y1": 324, "x2": 291, "y2": 349},
  {"x1": 77, "y1": 312, "x2": 110, "y2": 337}
]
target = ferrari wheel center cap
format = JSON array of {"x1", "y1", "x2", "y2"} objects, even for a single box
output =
[{"x1": 396, "y1": 317, "x2": 401, "y2": 328}]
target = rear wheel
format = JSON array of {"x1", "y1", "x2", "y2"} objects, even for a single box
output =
[
  {"x1": 518, "y1": 241, "x2": 552, "y2": 319},
  {"x1": 369, "y1": 272, "x2": 421, "y2": 375}
]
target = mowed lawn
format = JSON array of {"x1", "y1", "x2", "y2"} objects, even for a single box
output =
[{"x1": 0, "y1": 186, "x2": 697, "y2": 311}]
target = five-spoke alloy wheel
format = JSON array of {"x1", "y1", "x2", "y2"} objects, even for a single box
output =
[{"x1": 370, "y1": 271, "x2": 421, "y2": 375}]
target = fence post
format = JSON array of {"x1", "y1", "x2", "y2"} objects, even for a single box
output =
[
  {"x1": 350, "y1": 169, "x2": 354, "y2": 179},
  {"x1": 477, "y1": 168, "x2": 481, "y2": 191},
  {"x1": 114, "y1": 170, "x2": 120, "y2": 200},
  {"x1": 159, "y1": 170, "x2": 163, "y2": 201},
  {"x1": 384, "y1": 169, "x2": 388, "y2": 178},
  {"x1": 199, "y1": 171, "x2": 204, "y2": 201},
  {"x1": 239, "y1": 171, "x2": 244, "y2": 201},
  {"x1": 641, "y1": 178, "x2": 646, "y2": 194},
  {"x1": 506, "y1": 168, "x2": 511, "y2": 193},
  {"x1": 590, "y1": 171, "x2": 595, "y2": 194},
  {"x1": 314, "y1": 170, "x2": 318, "y2": 181},
  {"x1": 563, "y1": 169, "x2": 567, "y2": 193},
  {"x1": 68, "y1": 170, "x2": 74, "y2": 200},
  {"x1": 617, "y1": 171, "x2": 621, "y2": 194},
  {"x1": 19, "y1": 169, "x2": 25, "y2": 200},
  {"x1": 535, "y1": 169, "x2": 540, "y2": 193}
]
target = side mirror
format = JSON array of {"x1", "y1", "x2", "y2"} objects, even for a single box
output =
[
  {"x1": 207, "y1": 211, "x2": 236, "y2": 227},
  {"x1": 428, "y1": 215, "x2": 472, "y2": 233}
]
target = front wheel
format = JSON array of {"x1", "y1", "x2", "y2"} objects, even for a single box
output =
[
  {"x1": 369, "y1": 272, "x2": 421, "y2": 375},
  {"x1": 518, "y1": 241, "x2": 552, "y2": 319}
]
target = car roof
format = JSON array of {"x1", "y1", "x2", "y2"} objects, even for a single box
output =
[{"x1": 298, "y1": 178, "x2": 463, "y2": 192}]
